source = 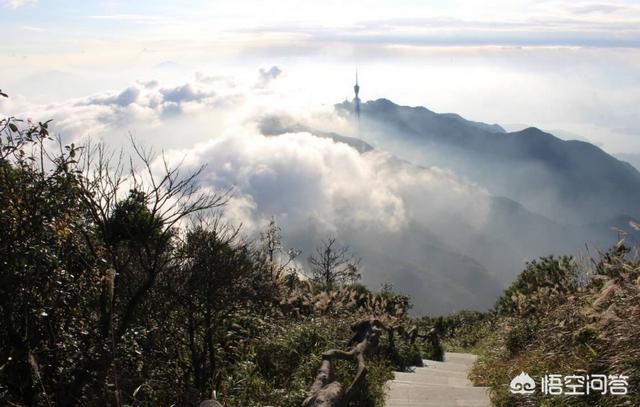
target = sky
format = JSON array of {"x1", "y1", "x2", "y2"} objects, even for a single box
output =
[{"x1": 1, "y1": 0, "x2": 639, "y2": 154}]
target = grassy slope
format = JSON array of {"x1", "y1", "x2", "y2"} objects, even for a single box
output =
[{"x1": 441, "y1": 245, "x2": 640, "y2": 407}]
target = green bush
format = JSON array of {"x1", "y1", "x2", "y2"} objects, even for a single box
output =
[
  {"x1": 381, "y1": 334, "x2": 423, "y2": 371},
  {"x1": 505, "y1": 318, "x2": 537, "y2": 356},
  {"x1": 496, "y1": 256, "x2": 577, "y2": 316}
]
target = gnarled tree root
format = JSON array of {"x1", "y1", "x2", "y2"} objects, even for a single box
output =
[
  {"x1": 302, "y1": 319, "x2": 439, "y2": 407},
  {"x1": 302, "y1": 319, "x2": 383, "y2": 407}
]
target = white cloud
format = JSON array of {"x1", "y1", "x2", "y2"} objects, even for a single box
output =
[
  {"x1": 4, "y1": 0, "x2": 36, "y2": 9},
  {"x1": 136, "y1": 80, "x2": 159, "y2": 89},
  {"x1": 1, "y1": 79, "x2": 243, "y2": 144},
  {"x1": 88, "y1": 14, "x2": 167, "y2": 24},
  {"x1": 0, "y1": 69, "x2": 507, "y2": 312},
  {"x1": 156, "y1": 129, "x2": 490, "y2": 238},
  {"x1": 19, "y1": 25, "x2": 44, "y2": 32},
  {"x1": 88, "y1": 86, "x2": 141, "y2": 107},
  {"x1": 8, "y1": 70, "x2": 488, "y2": 243},
  {"x1": 255, "y1": 66, "x2": 283, "y2": 88},
  {"x1": 160, "y1": 84, "x2": 214, "y2": 104}
]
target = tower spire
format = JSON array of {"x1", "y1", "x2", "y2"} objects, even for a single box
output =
[{"x1": 353, "y1": 68, "x2": 361, "y2": 136}]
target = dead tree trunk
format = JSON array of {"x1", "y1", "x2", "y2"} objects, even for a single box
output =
[
  {"x1": 302, "y1": 319, "x2": 384, "y2": 407},
  {"x1": 302, "y1": 319, "x2": 443, "y2": 407}
]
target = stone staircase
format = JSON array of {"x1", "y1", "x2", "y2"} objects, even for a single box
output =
[{"x1": 385, "y1": 352, "x2": 491, "y2": 407}]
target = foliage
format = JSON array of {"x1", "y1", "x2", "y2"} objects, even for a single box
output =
[
  {"x1": 496, "y1": 255, "x2": 578, "y2": 316},
  {"x1": 464, "y1": 243, "x2": 640, "y2": 407},
  {"x1": 0, "y1": 108, "x2": 424, "y2": 406},
  {"x1": 418, "y1": 310, "x2": 492, "y2": 354}
]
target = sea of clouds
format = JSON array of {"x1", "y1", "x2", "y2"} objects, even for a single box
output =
[{"x1": 1, "y1": 67, "x2": 500, "y2": 312}]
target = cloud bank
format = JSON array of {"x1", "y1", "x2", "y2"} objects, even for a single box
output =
[
  {"x1": 151, "y1": 123, "x2": 496, "y2": 314},
  {"x1": 1, "y1": 67, "x2": 488, "y2": 240},
  {"x1": 4, "y1": 66, "x2": 627, "y2": 313},
  {"x1": 1, "y1": 68, "x2": 501, "y2": 313},
  {"x1": 0, "y1": 78, "x2": 245, "y2": 144},
  {"x1": 158, "y1": 130, "x2": 490, "y2": 236}
]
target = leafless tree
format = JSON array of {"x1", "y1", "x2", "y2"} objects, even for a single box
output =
[
  {"x1": 308, "y1": 237, "x2": 361, "y2": 290},
  {"x1": 69, "y1": 138, "x2": 228, "y2": 401},
  {"x1": 76, "y1": 138, "x2": 229, "y2": 337},
  {"x1": 260, "y1": 216, "x2": 302, "y2": 280}
]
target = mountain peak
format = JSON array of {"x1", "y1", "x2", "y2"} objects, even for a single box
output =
[{"x1": 342, "y1": 97, "x2": 640, "y2": 224}]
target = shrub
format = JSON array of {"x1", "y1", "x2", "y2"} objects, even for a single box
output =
[{"x1": 496, "y1": 256, "x2": 577, "y2": 316}]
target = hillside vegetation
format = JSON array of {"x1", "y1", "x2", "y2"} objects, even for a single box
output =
[
  {"x1": 442, "y1": 247, "x2": 640, "y2": 406},
  {"x1": 0, "y1": 110, "x2": 437, "y2": 407},
  {"x1": 4, "y1": 99, "x2": 638, "y2": 407}
]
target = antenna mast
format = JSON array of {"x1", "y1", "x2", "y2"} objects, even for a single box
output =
[{"x1": 354, "y1": 68, "x2": 361, "y2": 137}]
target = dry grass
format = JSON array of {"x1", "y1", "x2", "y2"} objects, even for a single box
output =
[{"x1": 464, "y1": 243, "x2": 640, "y2": 407}]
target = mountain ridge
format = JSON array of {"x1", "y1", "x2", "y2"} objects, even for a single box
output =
[
  {"x1": 338, "y1": 98, "x2": 640, "y2": 224},
  {"x1": 256, "y1": 99, "x2": 639, "y2": 313}
]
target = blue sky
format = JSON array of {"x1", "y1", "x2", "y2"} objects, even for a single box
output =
[
  {"x1": 1, "y1": 0, "x2": 640, "y2": 153},
  {"x1": 5, "y1": 0, "x2": 640, "y2": 46}
]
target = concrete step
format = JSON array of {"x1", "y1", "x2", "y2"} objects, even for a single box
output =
[
  {"x1": 391, "y1": 374, "x2": 472, "y2": 387},
  {"x1": 385, "y1": 352, "x2": 491, "y2": 407},
  {"x1": 420, "y1": 360, "x2": 475, "y2": 372},
  {"x1": 444, "y1": 352, "x2": 479, "y2": 361},
  {"x1": 386, "y1": 400, "x2": 491, "y2": 407},
  {"x1": 387, "y1": 383, "x2": 490, "y2": 399}
]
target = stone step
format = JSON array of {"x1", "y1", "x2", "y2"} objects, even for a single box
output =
[
  {"x1": 420, "y1": 360, "x2": 475, "y2": 372},
  {"x1": 442, "y1": 356, "x2": 477, "y2": 367},
  {"x1": 391, "y1": 374, "x2": 472, "y2": 387},
  {"x1": 387, "y1": 401, "x2": 491, "y2": 407},
  {"x1": 387, "y1": 383, "x2": 490, "y2": 399},
  {"x1": 444, "y1": 352, "x2": 479, "y2": 361},
  {"x1": 410, "y1": 366, "x2": 475, "y2": 377},
  {"x1": 385, "y1": 353, "x2": 491, "y2": 407}
]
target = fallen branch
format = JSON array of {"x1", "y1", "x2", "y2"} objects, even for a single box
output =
[
  {"x1": 302, "y1": 320, "x2": 439, "y2": 407},
  {"x1": 201, "y1": 320, "x2": 440, "y2": 407},
  {"x1": 303, "y1": 319, "x2": 384, "y2": 407}
]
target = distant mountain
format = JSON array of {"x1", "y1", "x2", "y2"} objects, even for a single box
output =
[
  {"x1": 339, "y1": 99, "x2": 640, "y2": 224},
  {"x1": 481, "y1": 196, "x2": 639, "y2": 281},
  {"x1": 259, "y1": 113, "x2": 374, "y2": 153},
  {"x1": 615, "y1": 152, "x2": 640, "y2": 172},
  {"x1": 285, "y1": 215, "x2": 504, "y2": 315},
  {"x1": 257, "y1": 102, "x2": 639, "y2": 314}
]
